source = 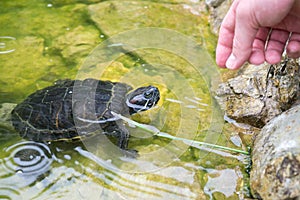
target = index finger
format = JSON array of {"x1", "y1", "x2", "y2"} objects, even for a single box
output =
[{"x1": 215, "y1": 0, "x2": 239, "y2": 68}]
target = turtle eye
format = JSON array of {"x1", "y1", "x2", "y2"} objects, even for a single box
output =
[{"x1": 144, "y1": 90, "x2": 153, "y2": 99}]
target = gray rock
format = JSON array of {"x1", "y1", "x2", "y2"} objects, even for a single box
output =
[
  {"x1": 205, "y1": 0, "x2": 226, "y2": 8},
  {"x1": 216, "y1": 58, "x2": 300, "y2": 128},
  {"x1": 206, "y1": 0, "x2": 232, "y2": 35},
  {"x1": 250, "y1": 104, "x2": 300, "y2": 200}
]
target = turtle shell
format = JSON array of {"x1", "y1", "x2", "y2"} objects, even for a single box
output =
[{"x1": 11, "y1": 79, "x2": 133, "y2": 141}]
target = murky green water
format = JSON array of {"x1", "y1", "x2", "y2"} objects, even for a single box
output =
[{"x1": 0, "y1": 0, "x2": 252, "y2": 199}]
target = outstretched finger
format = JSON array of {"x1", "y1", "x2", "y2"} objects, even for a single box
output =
[
  {"x1": 286, "y1": 32, "x2": 300, "y2": 58},
  {"x1": 215, "y1": 0, "x2": 240, "y2": 68},
  {"x1": 225, "y1": 1, "x2": 259, "y2": 69},
  {"x1": 265, "y1": 29, "x2": 290, "y2": 64}
]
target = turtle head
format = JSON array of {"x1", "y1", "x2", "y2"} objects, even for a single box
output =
[{"x1": 126, "y1": 86, "x2": 160, "y2": 114}]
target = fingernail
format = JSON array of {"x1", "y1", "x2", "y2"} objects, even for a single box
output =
[{"x1": 226, "y1": 53, "x2": 237, "y2": 69}]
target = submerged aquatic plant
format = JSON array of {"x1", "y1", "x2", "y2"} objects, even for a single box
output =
[{"x1": 111, "y1": 112, "x2": 250, "y2": 155}]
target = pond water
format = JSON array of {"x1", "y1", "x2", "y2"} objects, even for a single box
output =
[{"x1": 0, "y1": 0, "x2": 252, "y2": 199}]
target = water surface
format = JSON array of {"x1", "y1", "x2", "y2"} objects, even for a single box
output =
[{"x1": 0, "y1": 1, "x2": 252, "y2": 199}]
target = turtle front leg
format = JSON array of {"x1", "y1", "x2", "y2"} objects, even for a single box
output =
[
  {"x1": 115, "y1": 121, "x2": 138, "y2": 158},
  {"x1": 102, "y1": 120, "x2": 138, "y2": 157},
  {"x1": 118, "y1": 130, "x2": 129, "y2": 150},
  {"x1": 116, "y1": 121, "x2": 129, "y2": 149}
]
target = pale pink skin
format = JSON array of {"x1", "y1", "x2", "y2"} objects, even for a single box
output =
[{"x1": 216, "y1": 0, "x2": 300, "y2": 70}]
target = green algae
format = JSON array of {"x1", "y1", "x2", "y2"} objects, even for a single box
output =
[
  {"x1": 88, "y1": 1, "x2": 212, "y2": 44},
  {"x1": 0, "y1": 2, "x2": 102, "y2": 103}
]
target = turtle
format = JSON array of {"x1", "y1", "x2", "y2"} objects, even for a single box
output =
[{"x1": 11, "y1": 78, "x2": 160, "y2": 152}]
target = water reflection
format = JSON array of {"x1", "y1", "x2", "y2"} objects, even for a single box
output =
[
  {"x1": 166, "y1": 96, "x2": 209, "y2": 112},
  {"x1": 0, "y1": 187, "x2": 21, "y2": 199},
  {"x1": 0, "y1": 139, "x2": 53, "y2": 199},
  {"x1": 0, "y1": 121, "x2": 248, "y2": 200},
  {"x1": 3, "y1": 141, "x2": 53, "y2": 175},
  {"x1": 74, "y1": 146, "x2": 200, "y2": 199},
  {"x1": 0, "y1": 36, "x2": 16, "y2": 54},
  {"x1": 204, "y1": 168, "x2": 240, "y2": 200}
]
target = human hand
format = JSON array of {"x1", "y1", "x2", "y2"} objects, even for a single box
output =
[{"x1": 216, "y1": 0, "x2": 300, "y2": 70}]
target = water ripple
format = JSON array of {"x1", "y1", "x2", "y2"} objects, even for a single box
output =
[
  {"x1": 3, "y1": 141, "x2": 53, "y2": 175},
  {"x1": 0, "y1": 36, "x2": 16, "y2": 54},
  {"x1": 0, "y1": 187, "x2": 21, "y2": 200}
]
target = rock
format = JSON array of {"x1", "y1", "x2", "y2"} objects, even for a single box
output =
[
  {"x1": 50, "y1": 0, "x2": 103, "y2": 6},
  {"x1": 206, "y1": 0, "x2": 232, "y2": 35},
  {"x1": 0, "y1": 103, "x2": 16, "y2": 125},
  {"x1": 52, "y1": 25, "x2": 100, "y2": 64},
  {"x1": 87, "y1": 1, "x2": 208, "y2": 43},
  {"x1": 250, "y1": 104, "x2": 300, "y2": 200},
  {"x1": 215, "y1": 58, "x2": 300, "y2": 128},
  {"x1": 0, "y1": 3, "x2": 94, "y2": 102},
  {"x1": 0, "y1": 36, "x2": 62, "y2": 102},
  {"x1": 205, "y1": 0, "x2": 226, "y2": 8}
]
